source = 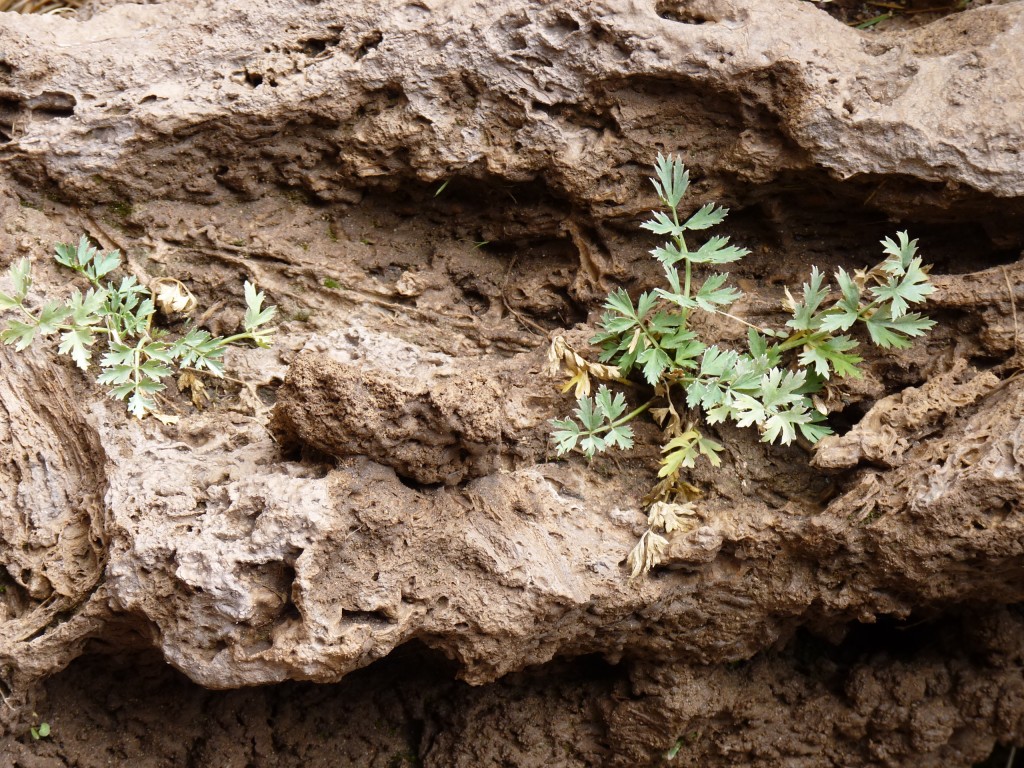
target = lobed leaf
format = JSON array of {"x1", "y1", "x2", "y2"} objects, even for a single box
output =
[
  {"x1": 786, "y1": 266, "x2": 828, "y2": 331},
  {"x1": 762, "y1": 405, "x2": 812, "y2": 445},
  {"x1": 880, "y1": 231, "x2": 917, "y2": 272},
  {"x1": 243, "y1": 281, "x2": 276, "y2": 332},
  {"x1": 638, "y1": 346, "x2": 672, "y2": 385},
  {"x1": 58, "y1": 327, "x2": 97, "y2": 370},
  {"x1": 574, "y1": 395, "x2": 603, "y2": 433},
  {"x1": 651, "y1": 242, "x2": 686, "y2": 268},
  {"x1": 53, "y1": 242, "x2": 78, "y2": 269},
  {"x1": 683, "y1": 203, "x2": 729, "y2": 231},
  {"x1": 10, "y1": 258, "x2": 31, "y2": 301},
  {"x1": 603, "y1": 288, "x2": 638, "y2": 320},
  {"x1": 579, "y1": 433, "x2": 607, "y2": 456},
  {"x1": 659, "y1": 429, "x2": 723, "y2": 477},
  {"x1": 550, "y1": 418, "x2": 581, "y2": 455},
  {"x1": 694, "y1": 273, "x2": 741, "y2": 311},
  {"x1": 75, "y1": 235, "x2": 98, "y2": 267},
  {"x1": 651, "y1": 153, "x2": 689, "y2": 210},
  {"x1": 0, "y1": 320, "x2": 36, "y2": 351},
  {"x1": 127, "y1": 390, "x2": 160, "y2": 418},
  {"x1": 758, "y1": 368, "x2": 808, "y2": 411},
  {"x1": 100, "y1": 342, "x2": 135, "y2": 369},
  {"x1": 799, "y1": 411, "x2": 834, "y2": 443},
  {"x1": 797, "y1": 335, "x2": 863, "y2": 379},
  {"x1": 68, "y1": 288, "x2": 108, "y2": 325},
  {"x1": 0, "y1": 291, "x2": 18, "y2": 311},
  {"x1": 142, "y1": 340, "x2": 175, "y2": 365},
  {"x1": 818, "y1": 268, "x2": 863, "y2": 333},
  {"x1": 864, "y1": 305, "x2": 935, "y2": 349},
  {"x1": 97, "y1": 364, "x2": 135, "y2": 386},
  {"x1": 869, "y1": 256, "x2": 935, "y2": 319},
  {"x1": 689, "y1": 235, "x2": 749, "y2": 265},
  {"x1": 605, "y1": 424, "x2": 634, "y2": 450},
  {"x1": 595, "y1": 385, "x2": 627, "y2": 423},
  {"x1": 88, "y1": 249, "x2": 121, "y2": 282},
  {"x1": 746, "y1": 328, "x2": 781, "y2": 367},
  {"x1": 654, "y1": 285, "x2": 695, "y2": 310},
  {"x1": 139, "y1": 359, "x2": 172, "y2": 382},
  {"x1": 36, "y1": 302, "x2": 73, "y2": 336},
  {"x1": 640, "y1": 211, "x2": 684, "y2": 238}
]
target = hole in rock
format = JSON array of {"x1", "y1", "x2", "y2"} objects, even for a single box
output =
[
  {"x1": 0, "y1": 95, "x2": 21, "y2": 120},
  {"x1": 977, "y1": 743, "x2": 1024, "y2": 768},
  {"x1": 825, "y1": 399, "x2": 871, "y2": 437},
  {"x1": 354, "y1": 30, "x2": 383, "y2": 60},
  {"x1": 28, "y1": 90, "x2": 76, "y2": 118},
  {"x1": 545, "y1": 12, "x2": 581, "y2": 36},
  {"x1": 299, "y1": 34, "x2": 340, "y2": 57},
  {"x1": 656, "y1": 1, "x2": 714, "y2": 24},
  {"x1": 734, "y1": 170, "x2": 1024, "y2": 280},
  {"x1": 395, "y1": 472, "x2": 444, "y2": 492}
]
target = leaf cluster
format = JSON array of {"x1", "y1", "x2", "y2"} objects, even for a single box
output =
[
  {"x1": 551, "y1": 385, "x2": 635, "y2": 458},
  {"x1": 0, "y1": 236, "x2": 277, "y2": 420},
  {"x1": 549, "y1": 156, "x2": 937, "y2": 573}
]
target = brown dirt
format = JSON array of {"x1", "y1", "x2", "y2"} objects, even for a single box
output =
[
  {"x1": 0, "y1": 0, "x2": 1023, "y2": 765},
  {"x1": 4, "y1": 608, "x2": 1023, "y2": 767}
]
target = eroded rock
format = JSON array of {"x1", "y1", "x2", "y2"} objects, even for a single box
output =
[
  {"x1": 271, "y1": 326, "x2": 519, "y2": 485},
  {"x1": 0, "y1": 0, "x2": 1023, "y2": 763}
]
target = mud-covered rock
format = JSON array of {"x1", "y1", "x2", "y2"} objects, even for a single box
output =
[
  {"x1": 271, "y1": 327, "x2": 515, "y2": 485},
  {"x1": 1, "y1": 0, "x2": 1024, "y2": 764},
  {"x1": 814, "y1": 359, "x2": 1001, "y2": 470},
  {"x1": 0, "y1": 0, "x2": 1023, "y2": 223}
]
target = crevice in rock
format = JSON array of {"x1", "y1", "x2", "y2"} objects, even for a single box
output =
[
  {"x1": 656, "y1": 2, "x2": 715, "y2": 25},
  {"x1": 353, "y1": 30, "x2": 383, "y2": 60},
  {"x1": 11, "y1": 609, "x2": 1024, "y2": 766},
  {"x1": 26, "y1": 91, "x2": 76, "y2": 120}
]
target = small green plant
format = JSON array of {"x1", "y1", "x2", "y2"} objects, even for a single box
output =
[
  {"x1": 30, "y1": 722, "x2": 50, "y2": 740},
  {"x1": 550, "y1": 155, "x2": 936, "y2": 576},
  {"x1": 0, "y1": 236, "x2": 277, "y2": 421}
]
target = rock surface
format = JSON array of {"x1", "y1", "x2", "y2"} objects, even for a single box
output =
[{"x1": 0, "y1": 0, "x2": 1023, "y2": 765}]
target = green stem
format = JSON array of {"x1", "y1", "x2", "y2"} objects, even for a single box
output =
[
  {"x1": 15, "y1": 304, "x2": 36, "y2": 324},
  {"x1": 668, "y1": 201, "x2": 692, "y2": 304},
  {"x1": 589, "y1": 398, "x2": 656, "y2": 439},
  {"x1": 72, "y1": 265, "x2": 103, "y2": 291},
  {"x1": 775, "y1": 297, "x2": 884, "y2": 353},
  {"x1": 775, "y1": 330, "x2": 816, "y2": 353},
  {"x1": 132, "y1": 339, "x2": 144, "y2": 391},
  {"x1": 216, "y1": 331, "x2": 257, "y2": 347},
  {"x1": 610, "y1": 399, "x2": 653, "y2": 429}
]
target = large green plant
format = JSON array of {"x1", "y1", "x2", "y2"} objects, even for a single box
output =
[{"x1": 549, "y1": 156, "x2": 936, "y2": 575}]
